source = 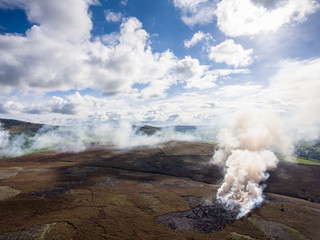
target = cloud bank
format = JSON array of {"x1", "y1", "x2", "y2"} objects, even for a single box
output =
[
  {"x1": 174, "y1": 0, "x2": 319, "y2": 36},
  {"x1": 216, "y1": 0, "x2": 319, "y2": 37},
  {"x1": 0, "y1": 0, "x2": 249, "y2": 100}
]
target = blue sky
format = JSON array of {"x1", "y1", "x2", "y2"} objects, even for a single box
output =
[{"x1": 0, "y1": 0, "x2": 319, "y2": 132}]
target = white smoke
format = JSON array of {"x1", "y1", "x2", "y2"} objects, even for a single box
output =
[
  {"x1": 0, "y1": 123, "x2": 28, "y2": 156},
  {"x1": 211, "y1": 108, "x2": 293, "y2": 218},
  {"x1": 0, "y1": 121, "x2": 215, "y2": 157},
  {"x1": 0, "y1": 124, "x2": 9, "y2": 148}
]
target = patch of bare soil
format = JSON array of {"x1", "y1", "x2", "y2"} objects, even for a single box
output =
[
  {"x1": 0, "y1": 222, "x2": 76, "y2": 240},
  {"x1": 0, "y1": 186, "x2": 21, "y2": 201}
]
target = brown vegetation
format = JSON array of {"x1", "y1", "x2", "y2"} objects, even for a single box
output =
[{"x1": 0, "y1": 141, "x2": 319, "y2": 239}]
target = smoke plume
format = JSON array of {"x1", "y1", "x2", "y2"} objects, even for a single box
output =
[{"x1": 211, "y1": 108, "x2": 293, "y2": 218}]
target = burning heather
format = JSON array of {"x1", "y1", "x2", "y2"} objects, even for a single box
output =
[{"x1": 211, "y1": 109, "x2": 293, "y2": 218}]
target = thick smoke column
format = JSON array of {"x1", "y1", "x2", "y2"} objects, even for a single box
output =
[{"x1": 211, "y1": 109, "x2": 293, "y2": 218}]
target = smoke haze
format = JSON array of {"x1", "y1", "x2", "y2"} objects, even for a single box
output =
[{"x1": 0, "y1": 122, "x2": 215, "y2": 157}]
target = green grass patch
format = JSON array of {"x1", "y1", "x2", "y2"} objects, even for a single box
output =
[
  {"x1": 295, "y1": 157, "x2": 320, "y2": 165},
  {"x1": 276, "y1": 153, "x2": 320, "y2": 165},
  {"x1": 24, "y1": 147, "x2": 55, "y2": 155},
  {"x1": 296, "y1": 141, "x2": 313, "y2": 148}
]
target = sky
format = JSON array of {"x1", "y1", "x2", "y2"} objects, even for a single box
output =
[{"x1": 0, "y1": 0, "x2": 319, "y2": 131}]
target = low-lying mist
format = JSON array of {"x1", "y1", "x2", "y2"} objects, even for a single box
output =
[{"x1": 0, "y1": 121, "x2": 216, "y2": 157}]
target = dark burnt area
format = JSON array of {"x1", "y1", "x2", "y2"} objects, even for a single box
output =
[{"x1": 155, "y1": 201, "x2": 240, "y2": 234}]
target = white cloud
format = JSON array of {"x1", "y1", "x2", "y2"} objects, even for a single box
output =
[
  {"x1": 173, "y1": 0, "x2": 216, "y2": 26},
  {"x1": 173, "y1": 0, "x2": 318, "y2": 35},
  {"x1": 209, "y1": 39, "x2": 253, "y2": 67},
  {"x1": 0, "y1": 0, "x2": 262, "y2": 105},
  {"x1": 120, "y1": 0, "x2": 128, "y2": 6},
  {"x1": 72, "y1": 58, "x2": 319, "y2": 138},
  {"x1": 184, "y1": 31, "x2": 213, "y2": 48},
  {"x1": 1, "y1": 0, "x2": 252, "y2": 101},
  {"x1": 208, "y1": 58, "x2": 320, "y2": 141},
  {"x1": 1, "y1": 0, "x2": 246, "y2": 100},
  {"x1": 100, "y1": 32, "x2": 120, "y2": 46},
  {"x1": 174, "y1": 57, "x2": 249, "y2": 90},
  {"x1": 173, "y1": 0, "x2": 208, "y2": 9},
  {"x1": 0, "y1": 0, "x2": 95, "y2": 92},
  {"x1": 217, "y1": 84, "x2": 262, "y2": 98},
  {"x1": 216, "y1": 0, "x2": 319, "y2": 37},
  {"x1": 0, "y1": 100, "x2": 24, "y2": 114},
  {"x1": 175, "y1": 56, "x2": 216, "y2": 89},
  {"x1": 105, "y1": 10, "x2": 122, "y2": 22},
  {"x1": 0, "y1": 1, "x2": 179, "y2": 98},
  {"x1": 266, "y1": 58, "x2": 320, "y2": 140}
]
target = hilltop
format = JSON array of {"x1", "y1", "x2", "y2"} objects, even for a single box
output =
[{"x1": 0, "y1": 118, "x2": 45, "y2": 134}]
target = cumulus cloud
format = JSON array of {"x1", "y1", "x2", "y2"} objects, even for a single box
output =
[
  {"x1": 87, "y1": 17, "x2": 181, "y2": 96},
  {"x1": 184, "y1": 31, "x2": 213, "y2": 48},
  {"x1": 174, "y1": 56, "x2": 249, "y2": 89},
  {"x1": 105, "y1": 10, "x2": 122, "y2": 22},
  {"x1": 0, "y1": 0, "x2": 180, "y2": 98},
  {"x1": 0, "y1": 101, "x2": 24, "y2": 114},
  {"x1": 100, "y1": 32, "x2": 120, "y2": 46},
  {"x1": 209, "y1": 39, "x2": 253, "y2": 67},
  {"x1": 0, "y1": 0, "x2": 95, "y2": 91},
  {"x1": 175, "y1": 56, "x2": 215, "y2": 89},
  {"x1": 173, "y1": 0, "x2": 216, "y2": 26},
  {"x1": 1, "y1": 0, "x2": 243, "y2": 100},
  {"x1": 0, "y1": 68, "x2": 248, "y2": 126},
  {"x1": 216, "y1": 0, "x2": 319, "y2": 37},
  {"x1": 173, "y1": 0, "x2": 318, "y2": 35}
]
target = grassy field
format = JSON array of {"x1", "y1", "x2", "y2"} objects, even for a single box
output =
[
  {"x1": 24, "y1": 147, "x2": 56, "y2": 155},
  {"x1": 276, "y1": 153, "x2": 320, "y2": 165},
  {"x1": 295, "y1": 157, "x2": 320, "y2": 165}
]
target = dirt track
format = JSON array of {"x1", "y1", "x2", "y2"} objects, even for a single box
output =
[{"x1": 0, "y1": 141, "x2": 319, "y2": 239}]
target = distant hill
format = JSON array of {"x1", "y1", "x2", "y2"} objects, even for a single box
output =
[
  {"x1": 0, "y1": 118, "x2": 44, "y2": 134},
  {"x1": 136, "y1": 125, "x2": 197, "y2": 135},
  {"x1": 0, "y1": 117, "x2": 199, "y2": 139},
  {"x1": 174, "y1": 125, "x2": 197, "y2": 132},
  {"x1": 136, "y1": 125, "x2": 161, "y2": 135}
]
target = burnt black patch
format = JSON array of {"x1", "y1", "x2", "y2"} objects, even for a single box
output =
[
  {"x1": 31, "y1": 187, "x2": 68, "y2": 199},
  {"x1": 155, "y1": 201, "x2": 240, "y2": 234}
]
